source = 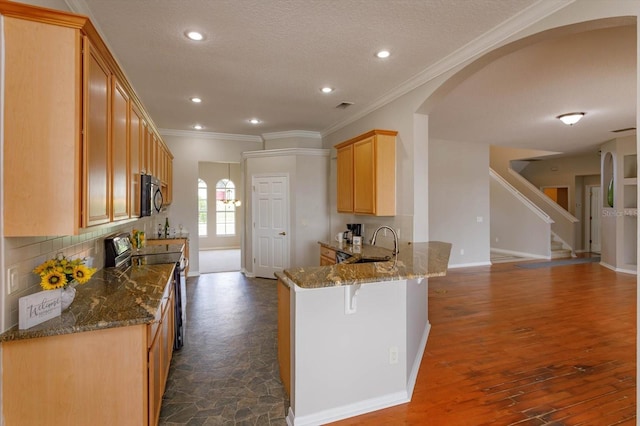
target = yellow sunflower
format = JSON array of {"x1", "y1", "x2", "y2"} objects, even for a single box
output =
[
  {"x1": 32, "y1": 259, "x2": 56, "y2": 275},
  {"x1": 71, "y1": 265, "x2": 95, "y2": 284},
  {"x1": 41, "y1": 270, "x2": 68, "y2": 290}
]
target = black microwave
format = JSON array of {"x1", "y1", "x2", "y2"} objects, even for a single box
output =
[{"x1": 141, "y1": 174, "x2": 163, "y2": 217}]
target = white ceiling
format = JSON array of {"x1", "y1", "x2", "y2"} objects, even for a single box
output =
[{"x1": 63, "y1": 0, "x2": 635, "y2": 156}]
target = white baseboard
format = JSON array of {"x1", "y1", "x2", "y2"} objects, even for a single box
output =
[
  {"x1": 287, "y1": 322, "x2": 431, "y2": 425},
  {"x1": 601, "y1": 261, "x2": 637, "y2": 275},
  {"x1": 448, "y1": 261, "x2": 492, "y2": 268},
  {"x1": 242, "y1": 268, "x2": 255, "y2": 277},
  {"x1": 490, "y1": 248, "x2": 549, "y2": 260},
  {"x1": 289, "y1": 391, "x2": 409, "y2": 426}
]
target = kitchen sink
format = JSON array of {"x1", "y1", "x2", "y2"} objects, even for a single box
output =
[{"x1": 354, "y1": 257, "x2": 390, "y2": 263}]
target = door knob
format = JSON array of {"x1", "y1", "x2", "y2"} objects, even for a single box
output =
[{"x1": 279, "y1": 231, "x2": 286, "y2": 236}]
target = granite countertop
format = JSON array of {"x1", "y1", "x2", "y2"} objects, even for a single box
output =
[
  {"x1": 279, "y1": 241, "x2": 452, "y2": 289},
  {"x1": 0, "y1": 263, "x2": 175, "y2": 342}
]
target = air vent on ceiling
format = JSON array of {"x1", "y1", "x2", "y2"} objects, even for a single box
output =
[
  {"x1": 611, "y1": 127, "x2": 636, "y2": 133},
  {"x1": 335, "y1": 101, "x2": 354, "y2": 109}
]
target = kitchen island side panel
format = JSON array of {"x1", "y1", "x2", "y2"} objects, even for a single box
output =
[{"x1": 291, "y1": 280, "x2": 412, "y2": 422}]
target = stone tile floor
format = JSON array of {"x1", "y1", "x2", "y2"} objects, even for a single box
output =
[{"x1": 159, "y1": 272, "x2": 289, "y2": 425}]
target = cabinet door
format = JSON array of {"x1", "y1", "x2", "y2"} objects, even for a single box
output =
[
  {"x1": 111, "y1": 79, "x2": 129, "y2": 220},
  {"x1": 148, "y1": 326, "x2": 162, "y2": 426},
  {"x1": 353, "y1": 137, "x2": 376, "y2": 214},
  {"x1": 130, "y1": 105, "x2": 142, "y2": 217},
  {"x1": 161, "y1": 290, "x2": 175, "y2": 385},
  {"x1": 336, "y1": 144, "x2": 354, "y2": 213},
  {"x1": 3, "y1": 17, "x2": 81, "y2": 236},
  {"x1": 83, "y1": 39, "x2": 111, "y2": 227}
]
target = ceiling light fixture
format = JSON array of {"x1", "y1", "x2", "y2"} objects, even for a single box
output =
[
  {"x1": 193, "y1": 124, "x2": 203, "y2": 130},
  {"x1": 321, "y1": 87, "x2": 334, "y2": 94},
  {"x1": 557, "y1": 112, "x2": 585, "y2": 126},
  {"x1": 376, "y1": 50, "x2": 390, "y2": 59},
  {"x1": 185, "y1": 31, "x2": 204, "y2": 41},
  {"x1": 190, "y1": 97, "x2": 202, "y2": 103},
  {"x1": 222, "y1": 163, "x2": 241, "y2": 207},
  {"x1": 249, "y1": 118, "x2": 261, "y2": 124}
]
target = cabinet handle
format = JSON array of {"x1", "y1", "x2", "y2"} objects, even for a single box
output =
[{"x1": 279, "y1": 231, "x2": 286, "y2": 236}]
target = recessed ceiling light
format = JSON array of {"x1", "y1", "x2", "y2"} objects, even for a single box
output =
[
  {"x1": 321, "y1": 87, "x2": 334, "y2": 94},
  {"x1": 376, "y1": 50, "x2": 390, "y2": 59},
  {"x1": 190, "y1": 97, "x2": 202, "y2": 103},
  {"x1": 185, "y1": 31, "x2": 204, "y2": 41},
  {"x1": 249, "y1": 118, "x2": 261, "y2": 125},
  {"x1": 193, "y1": 124, "x2": 203, "y2": 130}
]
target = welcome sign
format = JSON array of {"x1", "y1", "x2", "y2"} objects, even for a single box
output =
[{"x1": 19, "y1": 289, "x2": 62, "y2": 330}]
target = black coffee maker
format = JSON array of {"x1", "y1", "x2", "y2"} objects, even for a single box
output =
[{"x1": 344, "y1": 223, "x2": 363, "y2": 244}]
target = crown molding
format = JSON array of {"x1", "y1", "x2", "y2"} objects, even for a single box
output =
[
  {"x1": 159, "y1": 128, "x2": 263, "y2": 143},
  {"x1": 242, "y1": 148, "x2": 330, "y2": 159},
  {"x1": 262, "y1": 130, "x2": 322, "y2": 140},
  {"x1": 322, "y1": 0, "x2": 574, "y2": 137}
]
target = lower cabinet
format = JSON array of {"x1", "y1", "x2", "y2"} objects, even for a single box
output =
[
  {"x1": 277, "y1": 277, "x2": 291, "y2": 397},
  {"x1": 1, "y1": 279, "x2": 175, "y2": 426},
  {"x1": 149, "y1": 280, "x2": 175, "y2": 425},
  {"x1": 320, "y1": 246, "x2": 336, "y2": 266}
]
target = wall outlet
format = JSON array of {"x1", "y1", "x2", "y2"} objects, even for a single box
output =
[
  {"x1": 476, "y1": 216, "x2": 483, "y2": 223},
  {"x1": 495, "y1": 237, "x2": 499, "y2": 243},
  {"x1": 460, "y1": 249, "x2": 464, "y2": 255},
  {"x1": 389, "y1": 346, "x2": 399, "y2": 365},
  {"x1": 7, "y1": 267, "x2": 19, "y2": 295}
]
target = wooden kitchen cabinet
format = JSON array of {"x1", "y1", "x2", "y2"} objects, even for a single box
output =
[
  {"x1": 130, "y1": 104, "x2": 143, "y2": 217},
  {"x1": 320, "y1": 245, "x2": 336, "y2": 265},
  {"x1": 335, "y1": 129, "x2": 397, "y2": 216},
  {"x1": 2, "y1": 15, "x2": 82, "y2": 236},
  {"x1": 277, "y1": 277, "x2": 291, "y2": 397},
  {"x1": 1, "y1": 3, "x2": 174, "y2": 236},
  {"x1": 83, "y1": 39, "x2": 111, "y2": 227},
  {"x1": 111, "y1": 77, "x2": 130, "y2": 221},
  {"x1": 148, "y1": 279, "x2": 175, "y2": 426},
  {"x1": 336, "y1": 144, "x2": 354, "y2": 213}
]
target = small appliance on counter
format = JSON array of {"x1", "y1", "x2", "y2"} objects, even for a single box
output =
[{"x1": 343, "y1": 223, "x2": 363, "y2": 244}]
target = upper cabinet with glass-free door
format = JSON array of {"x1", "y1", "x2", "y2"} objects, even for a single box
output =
[
  {"x1": 1, "y1": 2, "x2": 174, "y2": 236},
  {"x1": 335, "y1": 129, "x2": 397, "y2": 216}
]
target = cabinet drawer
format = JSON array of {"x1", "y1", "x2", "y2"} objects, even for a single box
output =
[{"x1": 320, "y1": 246, "x2": 336, "y2": 260}]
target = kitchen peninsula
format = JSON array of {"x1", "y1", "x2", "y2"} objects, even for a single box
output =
[{"x1": 277, "y1": 241, "x2": 452, "y2": 425}]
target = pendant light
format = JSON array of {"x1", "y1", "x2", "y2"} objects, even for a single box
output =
[{"x1": 222, "y1": 163, "x2": 241, "y2": 207}]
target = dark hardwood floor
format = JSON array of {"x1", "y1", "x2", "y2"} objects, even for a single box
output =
[{"x1": 331, "y1": 260, "x2": 636, "y2": 425}]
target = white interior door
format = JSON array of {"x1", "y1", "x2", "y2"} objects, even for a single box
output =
[
  {"x1": 589, "y1": 186, "x2": 601, "y2": 253},
  {"x1": 253, "y1": 175, "x2": 289, "y2": 278}
]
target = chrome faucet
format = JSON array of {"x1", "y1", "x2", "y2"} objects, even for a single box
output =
[{"x1": 370, "y1": 226, "x2": 399, "y2": 255}]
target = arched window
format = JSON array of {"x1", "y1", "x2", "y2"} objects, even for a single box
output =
[
  {"x1": 198, "y1": 179, "x2": 207, "y2": 236},
  {"x1": 216, "y1": 178, "x2": 237, "y2": 235}
]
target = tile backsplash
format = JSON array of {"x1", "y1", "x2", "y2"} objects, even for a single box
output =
[{"x1": 2, "y1": 216, "x2": 159, "y2": 331}]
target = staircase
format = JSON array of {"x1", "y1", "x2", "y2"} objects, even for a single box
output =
[{"x1": 551, "y1": 235, "x2": 572, "y2": 259}]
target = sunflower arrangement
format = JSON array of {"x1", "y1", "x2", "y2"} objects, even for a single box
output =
[{"x1": 33, "y1": 253, "x2": 97, "y2": 290}]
